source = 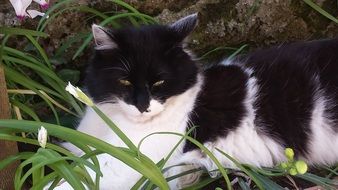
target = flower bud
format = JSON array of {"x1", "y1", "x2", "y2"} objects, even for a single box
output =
[
  {"x1": 295, "y1": 160, "x2": 308, "y2": 174},
  {"x1": 285, "y1": 148, "x2": 294, "y2": 160},
  {"x1": 38, "y1": 126, "x2": 47, "y2": 148},
  {"x1": 66, "y1": 82, "x2": 94, "y2": 106}
]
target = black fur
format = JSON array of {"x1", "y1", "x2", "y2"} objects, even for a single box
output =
[
  {"x1": 86, "y1": 25, "x2": 198, "y2": 112},
  {"x1": 184, "y1": 65, "x2": 248, "y2": 152},
  {"x1": 85, "y1": 16, "x2": 338, "y2": 158},
  {"x1": 184, "y1": 39, "x2": 338, "y2": 156}
]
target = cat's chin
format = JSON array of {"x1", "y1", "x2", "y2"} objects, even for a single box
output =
[
  {"x1": 125, "y1": 114, "x2": 156, "y2": 123},
  {"x1": 118, "y1": 99, "x2": 165, "y2": 123}
]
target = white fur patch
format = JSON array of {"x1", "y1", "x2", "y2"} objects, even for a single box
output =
[
  {"x1": 53, "y1": 75, "x2": 203, "y2": 190},
  {"x1": 179, "y1": 74, "x2": 285, "y2": 173},
  {"x1": 220, "y1": 58, "x2": 234, "y2": 66},
  {"x1": 117, "y1": 99, "x2": 164, "y2": 122},
  {"x1": 306, "y1": 93, "x2": 338, "y2": 165}
]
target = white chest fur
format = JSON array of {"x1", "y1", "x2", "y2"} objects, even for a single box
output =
[{"x1": 60, "y1": 75, "x2": 203, "y2": 190}]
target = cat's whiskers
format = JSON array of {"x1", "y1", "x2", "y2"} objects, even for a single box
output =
[
  {"x1": 102, "y1": 66, "x2": 128, "y2": 73},
  {"x1": 119, "y1": 57, "x2": 131, "y2": 73},
  {"x1": 157, "y1": 70, "x2": 170, "y2": 77},
  {"x1": 186, "y1": 114, "x2": 197, "y2": 138},
  {"x1": 97, "y1": 98, "x2": 118, "y2": 105}
]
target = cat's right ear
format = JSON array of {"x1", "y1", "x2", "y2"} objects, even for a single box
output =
[
  {"x1": 170, "y1": 13, "x2": 198, "y2": 42},
  {"x1": 92, "y1": 24, "x2": 117, "y2": 50}
]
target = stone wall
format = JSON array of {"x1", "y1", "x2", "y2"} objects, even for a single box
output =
[{"x1": 1, "y1": 0, "x2": 338, "y2": 59}]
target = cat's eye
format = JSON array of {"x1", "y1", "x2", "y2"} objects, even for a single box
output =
[
  {"x1": 153, "y1": 80, "x2": 164, "y2": 87},
  {"x1": 119, "y1": 79, "x2": 132, "y2": 86}
]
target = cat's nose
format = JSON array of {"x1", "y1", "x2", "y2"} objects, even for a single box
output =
[
  {"x1": 135, "y1": 95, "x2": 150, "y2": 113},
  {"x1": 134, "y1": 87, "x2": 150, "y2": 113},
  {"x1": 136, "y1": 104, "x2": 149, "y2": 113}
]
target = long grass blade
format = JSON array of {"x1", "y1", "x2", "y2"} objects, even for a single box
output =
[
  {"x1": 216, "y1": 148, "x2": 264, "y2": 190},
  {"x1": 37, "y1": 0, "x2": 74, "y2": 31},
  {"x1": 303, "y1": 0, "x2": 338, "y2": 24},
  {"x1": 129, "y1": 131, "x2": 232, "y2": 190},
  {"x1": 10, "y1": 99, "x2": 41, "y2": 121},
  {"x1": 0, "y1": 27, "x2": 48, "y2": 37},
  {"x1": 0, "y1": 120, "x2": 170, "y2": 189},
  {"x1": 26, "y1": 35, "x2": 52, "y2": 69}
]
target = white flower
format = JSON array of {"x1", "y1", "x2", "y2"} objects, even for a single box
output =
[
  {"x1": 9, "y1": 0, "x2": 49, "y2": 20},
  {"x1": 33, "y1": 0, "x2": 49, "y2": 9},
  {"x1": 9, "y1": 0, "x2": 32, "y2": 20},
  {"x1": 65, "y1": 82, "x2": 94, "y2": 106},
  {"x1": 38, "y1": 126, "x2": 47, "y2": 148},
  {"x1": 27, "y1": 9, "x2": 45, "y2": 19}
]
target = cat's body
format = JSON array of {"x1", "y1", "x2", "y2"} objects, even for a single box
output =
[
  {"x1": 56, "y1": 14, "x2": 338, "y2": 189},
  {"x1": 183, "y1": 38, "x2": 338, "y2": 170}
]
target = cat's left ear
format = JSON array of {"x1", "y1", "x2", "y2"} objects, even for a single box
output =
[
  {"x1": 170, "y1": 13, "x2": 198, "y2": 42},
  {"x1": 92, "y1": 24, "x2": 117, "y2": 50}
]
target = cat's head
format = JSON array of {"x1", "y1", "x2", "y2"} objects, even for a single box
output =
[{"x1": 85, "y1": 14, "x2": 199, "y2": 121}]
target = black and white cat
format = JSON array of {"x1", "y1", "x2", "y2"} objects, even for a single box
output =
[{"x1": 57, "y1": 14, "x2": 338, "y2": 189}]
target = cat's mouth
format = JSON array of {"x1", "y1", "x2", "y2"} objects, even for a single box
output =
[{"x1": 118, "y1": 99, "x2": 165, "y2": 122}]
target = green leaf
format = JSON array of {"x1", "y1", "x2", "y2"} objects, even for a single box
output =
[
  {"x1": 199, "y1": 46, "x2": 238, "y2": 60},
  {"x1": 19, "y1": 148, "x2": 102, "y2": 188},
  {"x1": 134, "y1": 127, "x2": 197, "y2": 190},
  {"x1": 4, "y1": 66, "x2": 61, "y2": 124},
  {"x1": 128, "y1": 131, "x2": 232, "y2": 190},
  {"x1": 0, "y1": 133, "x2": 72, "y2": 156},
  {"x1": 181, "y1": 176, "x2": 221, "y2": 190},
  {"x1": 0, "y1": 120, "x2": 169, "y2": 189},
  {"x1": 298, "y1": 173, "x2": 337, "y2": 189},
  {"x1": 0, "y1": 152, "x2": 34, "y2": 171},
  {"x1": 92, "y1": 106, "x2": 137, "y2": 151},
  {"x1": 216, "y1": 148, "x2": 264, "y2": 190},
  {"x1": 31, "y1": 172, "x2": 59, "y2": 190},
  {"x1": 10, "y1": 99, "x2": 41, "y2": 121},
  {"x1": 26, "y1": 35, "x2": 52, "y2": 69},
  {"x1": 238, "y1": 177, "x2": 251, "y2": 190},
  {"x1": 248, "y1": 171, "x2": 284, "y2": 190},
  {"x1": 58, "y1": 69, "x2": 80, "y2": 84},
  {"x1": 37, "y1": 0, "x2": 74, "y2": 31},
  {"x1": 37, "y1": 149, "x2": 87, "y2": 190},
  {"x1": 303, "y1": 0, "x2": 338, "y2": 24},
  {"x1": 54, "y1": 32, "x2": 90, "y2": 59},
  {"x1": 0, "y1": 27, "x2": 48, "y2": 37},
  {"x1": 228, "y1": 44, "x2": 248, "y2": 60}
]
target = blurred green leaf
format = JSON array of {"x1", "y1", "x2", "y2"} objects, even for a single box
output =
[
  {"x1": 303, "y1": 0, "x2": 338, "y2": 24},
  {"x1": 0, "y1": 27, "x2": 48, "y2": 37},
  {"x1": 57, "y1": 69, "x2": 81, "y2": 84}
]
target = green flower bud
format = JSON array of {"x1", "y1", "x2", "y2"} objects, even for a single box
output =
[
  {"x1": 295, "y1": 160, "x2": 308, "y2": 174},
  {"x1": 280, "y1": 162, "x2": 288, "y2": 169},
  {"x1": 285, "y1": 148, "x2": 294, "y2": 160},
  {"x1": 66, "y1": 82, "x2": 94, "y2": 106},
  {"x1": 289, "y1": 168, "x2": 297, "y2": 176}
]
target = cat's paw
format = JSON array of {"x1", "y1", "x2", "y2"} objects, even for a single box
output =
[{"x1": 177, "y1": 164, "x2": 202, "y2": 189}]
